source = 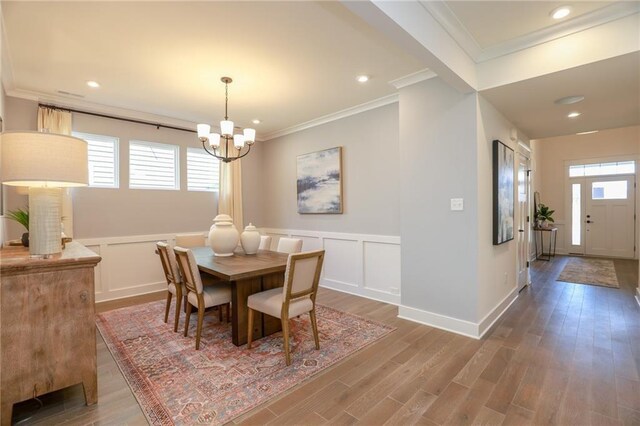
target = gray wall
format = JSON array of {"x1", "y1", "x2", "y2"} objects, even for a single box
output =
[
  {"x1": 254, "y1": 103, "x2": 400, "y2": 236},
  {"x1": 399, "y1": 77, "x2": 479, "y2": 322},
  {"x1": 2, "y1": 96, "x2": 266, "y2": 239}
]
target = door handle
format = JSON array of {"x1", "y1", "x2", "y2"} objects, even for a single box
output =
[
  {"x1": 586, "y1": 220, "x2": 594, "y2": 224},
  {"x1": 518, "y1": 229, "x2": 524, "y2": 233}
]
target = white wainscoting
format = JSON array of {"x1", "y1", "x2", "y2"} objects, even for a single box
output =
[
  {"x1": 262, "y1": 228, "x2": 401, "y2": 305},
  {"x1": 77, "y1": 233, "x2": 201, "y2": 302},
  {"x1": 78, "y1": 229, "x2": 401, "y2": 304}
]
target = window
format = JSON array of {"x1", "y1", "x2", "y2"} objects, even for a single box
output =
[
  {"x1": 571, "y1": 183, "x2": 581, "y2": 245},
  {"x1": 591, "y1": 181, "x2": 628, "y2": 200},
  {"x1": 129, "y1": 141, "x2": 179, "y2": 190},
  {"x1": 72, "y1": 132, "x2": 119, "y2": 188},
  {"x1": 569, "y1": 161, "x2": 635, "y2": 177},
  {"x1": 187, "y1": 147, "x2": 220, "y2": 192}
]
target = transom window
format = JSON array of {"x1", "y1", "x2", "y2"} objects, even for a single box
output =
[
  {"x1": 72, "y1": 132, "x2": 119, "y2": 188},
  {"x1": 569, "y1": 161, "x2": 635, "y2": 177},
  {"x1": 129, "y1": 140, "x2": 179, "y2": 190}
]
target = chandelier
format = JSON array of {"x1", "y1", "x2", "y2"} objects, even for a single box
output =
[{"x1": 196, "y1": 77, "x2": 255, "y2": 163}]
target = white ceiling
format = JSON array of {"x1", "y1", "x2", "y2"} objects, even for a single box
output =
[{"x1": 2, "y1": 1, "x2": 638, "y2": 140}]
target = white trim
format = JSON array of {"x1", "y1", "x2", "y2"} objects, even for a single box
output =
[
  {"x1": 635, "y1": 287, "x2": 640, "y2": 308},
  {"x1": 422, "y1": 1, "x2": 640, "y2": 63},
  {"x1": 398, "y1": 305, "x2": 480, "y2": 339},
  {"x1": 398, "y1": 287, "x2": 519, "y2": 339},
  {"x1": 389, "y1": 69, "x2": 438, "y2": 89},
  {"x1": 477, "y1": 287, "x2": 519, "y2": 337},
  {"x1": 5, "y1": 87, "x2": 199, "y2": 132},
  {"x1": 321, "y1": 279, "x2": 400, "y2": 306},
  {"x1": 261, "y1": 94, "x2": 398, "y2": 141}
]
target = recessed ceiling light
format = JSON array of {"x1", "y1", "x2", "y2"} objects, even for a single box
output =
[
  {"x1": 550, "y1": 6, "x2": 571, "y2": 20},
  {"x1": 554, "y1": 95, "x2": 584, "y2": 105},
  {"x1": 86, "y1": 80, "x2": 100, "y2": 88},
  {"x1": 576, "y1": 130, "x2": 599, "y2": 135},
  {"x1": 356, "y1": 75, "x2": 369, "y2": 83},
  {"x1": 567, "y1": 112, "x2": 581, "y2": 118},
  {"x1": 252, "y1": 119, "x2": 261, "y2": 125}
]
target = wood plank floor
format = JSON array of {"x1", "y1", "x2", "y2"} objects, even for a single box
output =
[{"x1": 10, "y1": 256, "x2": 640, "y2": 425}]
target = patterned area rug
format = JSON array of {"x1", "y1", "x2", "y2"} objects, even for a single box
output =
[
  {"x1": 557, "y1": 257, "x2": 620, "y2": 288},
  {"x1": 96, "y1": 301, "x2": 394, "y2": 425}
]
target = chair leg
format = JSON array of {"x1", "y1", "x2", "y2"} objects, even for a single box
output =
[
  {"x1": 281, "y1": 316, "x2": 291, "y2": 366},
  {"x1": 227, "y1": 303, "x2": 231, "y2": 323},
  {"x1": 195, "y1": 304, "x2": 205, "y2": 350},
  {"x1": 309, "y1": 309, "x2": 320, "y2": 350},
  {"x1": 164, "y1": 292, "x2": 172, "y2": 323},
  {"x1": 184, "y1": 302, "x2": 193, "y2": 337},
  {"x1": 247, "y1": 308, "x2": 254, "y2": 349},
  {"x1": 173, "y1": 291, "x2": 182, "y2": 333}
]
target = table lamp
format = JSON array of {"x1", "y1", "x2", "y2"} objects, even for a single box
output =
[{"x1": 1, "y1": 131, "x2": 88, "y2": 257}]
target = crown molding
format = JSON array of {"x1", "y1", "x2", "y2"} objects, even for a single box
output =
[
  {"x1": 477, "y1": 2, "x2": 640, "y2": 62},
  {"x1": 419, "y1": 1, "x2": 483, "y2": 60},
  {"x1": 389, "y1": 69, "x2": 437, "y2": 89},
  {"x1": 1, "y1": 11, "x2": 16, "y2": 95},
  {"x1": 261, "y1": 93, "x2": 399, "y2": 141},
  {"x1": 423, "y1": 1, "x2": 640, "y2": 63},
  {"x1": 6, "y1": 88, "x2": 200, "y2": 131}
]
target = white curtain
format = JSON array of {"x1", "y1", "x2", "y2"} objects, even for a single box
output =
[
  {"x1": 217, "y1": 144, "x2": 243, "y2": 232},
  {"x1": 37, "y1": 106, "x2": 75, "y2": 237}
]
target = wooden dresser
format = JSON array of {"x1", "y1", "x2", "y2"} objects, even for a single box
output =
[{"x1": 0, "y1": 242, "x2": 102, "y2": 425}]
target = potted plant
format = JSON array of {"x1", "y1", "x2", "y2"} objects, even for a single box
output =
[
  {"x1": 6, "y1": 207, "x2": 29, "y2": 247},
  {"x1": 535, "y1": 203, "x2": 555, "y2": 228}
]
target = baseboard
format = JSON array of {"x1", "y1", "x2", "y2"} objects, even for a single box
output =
[
  {"x1": 398, "y1": 287, "x2": 519, "y2": 339},
  {"x1": 397, "y1": 305, "x2": 480, "y2": 339},
  {"x1": 321, "y1": 279, "x2": 400, "y2": 306},
  {"x1": 477, "y1": 287, "x2": 519, "y2": 338},
  {"x1": 95, "y1": 282, "x2": 166, "y2": 303}
]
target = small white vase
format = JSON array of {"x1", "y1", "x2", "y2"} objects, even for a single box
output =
[
  {"x1": 208, "y1": 214, "x2": 239, "y2": 257},
  {"x1": 241, "y1": 223, "x2": 261, "y2": 255}
]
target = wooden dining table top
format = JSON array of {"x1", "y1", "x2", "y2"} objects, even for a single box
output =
[{"x1": 191, "y1": 247, "x2": 289, "y2": 281}]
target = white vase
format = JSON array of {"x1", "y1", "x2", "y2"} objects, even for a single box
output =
[
  {"x1": 240, "y1": 223, "x2": 261, "y2": 255},
  {"x1": 208, "y1": 214, "x2": 239, "y2": 257}
]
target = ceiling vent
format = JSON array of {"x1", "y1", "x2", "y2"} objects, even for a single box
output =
[{"x1": 57, "y1": 90, "x2": 85, "y2": 98}]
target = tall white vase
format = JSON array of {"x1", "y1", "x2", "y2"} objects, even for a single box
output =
[
  {"x1": 208, "y1": 214, "x2": 239, "y2": 257},
  {"x1": 240, "y1": 223, "x2": 260, "y2": 255}
]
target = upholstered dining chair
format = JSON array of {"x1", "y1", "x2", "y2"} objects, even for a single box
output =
[
  {"x1": 173, "y1": 247, "x2": 232, "y2": 350},
  {"x1": 247, "y1": 250, "x2": 325, "y2": 365},
  {"x1": 276, "y1": 237, "x2": 303, "y2": 254},
  {"x1": 157, "y1": 242, "x2": 185, "y2": 332},
  {"x1": 176, "y1": 233, "x2": 206, "y2": 248},
  {"x1": 259, "y1": 235, "x2": 272, "y2": 251}
]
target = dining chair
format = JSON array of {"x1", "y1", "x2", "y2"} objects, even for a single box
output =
[
  {"x1": 276, "y1": 237, "x2": 303, "y2": 254},
  {"x1": 156, "y1": 242, "x2": 185, "y2": 332},
  {"x1": 259, "y1": 235, "x2": 272, "y2": 251},
  {"x1": 247, "y1": 250, "x2": 325, "y2": 365},
  {"x1": 175, "y1": 233, "x2": 206, "y2": 248},
  {"x1": 173, "y1": 247, "x2": 232, "y2": 350}
]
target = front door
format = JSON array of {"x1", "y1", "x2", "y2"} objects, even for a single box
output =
[
  {"x1": 584, "y1": 175, "x2": 635, "y2": 258},
  {"x1": 516, "y1": 154, "x2": 530, "y2": 290}
]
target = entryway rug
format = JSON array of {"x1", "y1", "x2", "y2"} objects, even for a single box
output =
[
  {"x1": 96, "y1": 301, "x2": 394, "y2": 425},
  {"x1": 557, "y1": 257, "x2": 620, "y2": 288}
]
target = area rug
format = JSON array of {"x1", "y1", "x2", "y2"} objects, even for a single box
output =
[
  {"x1": 96, "y1": 301, "x2": 394, "y2": 425},
  {"x1": 557, "y1": 257, "x2": 619, "y2": 288}
]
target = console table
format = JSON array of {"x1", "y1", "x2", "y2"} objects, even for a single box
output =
[
  {"x1": 0, "y1": 242, "x2": 101, "y2": 425},
  {"x1": 533, "y1": 226, "x2": 558, "y2": 261}
]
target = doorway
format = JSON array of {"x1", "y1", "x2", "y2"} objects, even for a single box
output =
[
  {"x1": 567, "y1": 160, "x2": 636, "y2": 258},
  {"x1": 516, "y1": 152, "x2": 530, "y2": 290}
]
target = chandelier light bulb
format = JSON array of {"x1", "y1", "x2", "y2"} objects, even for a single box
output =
[
  {"x1": 197, "y1": 124, "x2": 211, "y2": 141},
  {"x1": 243, "y1": 128, "x2": 256, "y2": 145},
  {"x1": 233, "y1": 134, "x2": 245, "y2": 149},
  {"x1": 209, "y1": 133, "x2": 221, "y2": 148}
]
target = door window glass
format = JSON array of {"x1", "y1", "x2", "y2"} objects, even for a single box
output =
[
  {"x1": 591, "y1": 181, "x2": 628, "y2": 200},
  {"x1": 572, "y1": 183, "x2": 581, "y2": 245}
]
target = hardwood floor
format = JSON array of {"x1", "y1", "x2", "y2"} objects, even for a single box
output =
[{"x1": 10, "y1": 256, "x2": 640, "y2": 425}]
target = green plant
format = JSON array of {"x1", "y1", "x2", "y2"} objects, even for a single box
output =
[
  {"x1": 6, "y1": 207, "x2": 29, "y2": 231},
  {"x1": 535, "y1": 203, "x2": 555, "y2": 223}
]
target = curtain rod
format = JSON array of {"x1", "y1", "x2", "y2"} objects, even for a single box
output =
[{"x1": 38, "y1": 103, "x2": 196, "y2": 134}]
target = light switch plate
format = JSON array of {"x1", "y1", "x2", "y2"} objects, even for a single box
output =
[{"x1": 451, "y1": 198, "x2": 464, "y2": 211}]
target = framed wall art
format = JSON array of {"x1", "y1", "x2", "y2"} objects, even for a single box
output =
[
  {"x1": 296, "y1": 146, "x2": 343, "y2": 214},
  {"x1": 493, "y1": 139, "x2": 514, "y2": 245}
]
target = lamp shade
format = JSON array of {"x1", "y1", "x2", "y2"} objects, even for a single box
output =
[
  {"x1": 233, "y1": 134, "x2": 245, "y2": 149},
  {"x1": 1, "y1": 132, "x2": 88, "y2": 187},
  {"x1": 197, "y1": 124, "x2": 211, "y2": 140},
  {"x1": 220, "y1": 120, "x2": 234, "y2": 137}
]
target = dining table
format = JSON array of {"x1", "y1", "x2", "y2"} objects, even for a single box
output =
[{"x1": 191, "y1": 246, "x2": 289, "y2": 346}]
